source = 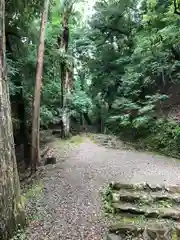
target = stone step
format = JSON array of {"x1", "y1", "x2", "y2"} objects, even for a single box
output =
[
  {"x1": 108, "y1": 222, "x2": 180, "y2": 240},
  {"x1": 112, "y1": 203, "x2": 157, "y2": 217},
  {"x1": 112, "y1": 202, "x2": 180, "y2": 220},
  {"x1": 151, "y1": 191, "x2": 180, "y2": 203},
  {"x1": 110, "y1": 182, "x2": 180, "y2": 193},
  {"x1": 109, "y1": 222, "x2": 142, "y2": 235},
  {"x1": 112, "y1": 190, "x2": 148, "y2": 203},
  {"x1": 112, "y1": 189, "x2": 180, "y2": 205}
]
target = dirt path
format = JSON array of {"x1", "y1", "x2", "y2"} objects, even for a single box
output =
[{"x1": 26, "y1": 135, "x2": 180, "y2": 240}]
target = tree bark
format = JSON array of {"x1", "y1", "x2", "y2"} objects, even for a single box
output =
[
  {"x1": 0, "y1": 1, "x2": 26, "y2": 238},
  {"x1": 15, "y1": 83, "x2": 30, "y2": 168},
  {"x1": 31, "y1": 0, "x2": 49, "y2": 172},
  {"x1": 80, "y1": 71, "x2": 85, "y2": 127},
  {"x1": 59, "y1": 6, "x2": 74, "y2": 139}
]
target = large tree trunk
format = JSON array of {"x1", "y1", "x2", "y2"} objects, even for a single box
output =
[
  {"x1": 31, "y1": 0, "x2": 49, "y2": 172},
  {"x1": 0, "y1": 1, "x2": 26, "y2": 238}
]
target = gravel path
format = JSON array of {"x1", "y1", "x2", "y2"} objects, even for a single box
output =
[{"x1": 26, "y1": 135, "x2": 180, "y2": 240}]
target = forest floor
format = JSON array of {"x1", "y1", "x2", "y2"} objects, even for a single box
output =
[{"x1": 22, "y1": 133, "x2": 180, "y2": 240}]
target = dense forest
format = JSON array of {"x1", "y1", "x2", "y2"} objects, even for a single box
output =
[{"x1": 1, "y1": 0, "x2": 180, "y2": 239}]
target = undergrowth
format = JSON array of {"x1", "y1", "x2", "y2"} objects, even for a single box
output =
[
  {"x1": 10, "y1": 226, "x2": 26, "y2": 240},
  {"x1": 101, "y1": 184, "x2": 114, "y2": 215},
  {"x1": 107, "y1": 118, "x2": 180, "y2": 159},
  {"x1": 11, "y1": 181, "x2": 44, "y2": 240}
]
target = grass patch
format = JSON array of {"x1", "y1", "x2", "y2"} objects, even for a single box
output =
[
  {"x1": 54, "y1": 134, "x2": 85, "y2": 146},
  {"x1": 11, "y1": 180, "x2": 44, "y2": 240},
  {"x1": 86, "y1": 133, "x2": 96, "y2": 143},
  {"x1": 10, "y1": 226, "x2": 26, "y2": 240},
  {"x1": 69, "y1": 135, "x2": 84, "y2": 144},
  {"x1": 23, "y1": 180, "x2": 43, "y2": 203},
  {"x1": 172, "y1": 231, "x2": 178, "y2": 240},
  {"x1": 101, "y1": 184, "x2": 115, "y2": 214}
]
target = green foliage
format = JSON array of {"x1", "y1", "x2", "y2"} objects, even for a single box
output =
[
  {"x1": 101, "y1": 184, "x2": 114, "y2": 214},
  {"x1": 6, "y1": 0, "x2": 88, "y2": 130},
  {"x1": 40, "y1": 106, "x2": 59, "y2": 128},
  {"x1": 72, "y1": 0, "x2": 180, "y2": 156},
  {"x1": 6, "y1": 0, "x2": 180, "y2": 157},
  {"x1": 23, "y1": 181, "x2": 43, "y2": 201},
  {"x1": 142, "y1": 120, "x2": 180, "y2": 157},
  {"x1": 71, "y1": 90, "x2": 92, "y2": 113},
  {"x1": 10, "y1": 226, "x2": 26, "y2": 240}
]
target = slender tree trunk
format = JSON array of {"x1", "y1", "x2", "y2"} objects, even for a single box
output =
[
  {"x1": 17, "y1": 85, "x2": 30, "y2": 168},
  {"x1": 31, "y1": 0, "x2": 49, "y2": 172},
  {"x1": 59, "y1": 12, "x2": 73, "y2": 138},
  {"x1": 80, "y1": 113, "x2": 84, "y2": 126},
  {"x1": 83, "y1": 112, "x2": 92, "y2": 125},
  {"x1": 80, "y1": 72, "x2": 85, "y2": 127},
  {"x1": 63, "y1": 68, "x2": 73, "y2": 137},
  {"x1": 60, "y1": 62, "x2": 65, "y2": 137},
  {"x1": 0, "y1": 1, "x2": 26, "y2": 238}
]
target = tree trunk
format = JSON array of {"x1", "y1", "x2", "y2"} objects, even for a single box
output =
[
  {"x1": 59, "y1": 9, "x2": 73, "y2": 139},
  {"x1": 17, "y1": 86, "x2": 30, "y2": 168},
  {"x1": 80, "y1": 113, "x2": 84, "y2": 126},
  {"x1": 0, "y1": 1, "x2": 26, "y2": 238},
  {"x1": 83, "y1": 112, "x2": 92, "y2": 125},
  {"x1": 80, "y1": 72, "x2": 85, "y2": 127},
  {"x1": 31, "y1": 0, "x2": 49, "y2": 173},
  {"x1": 63, "y1": 68, "x2": 73, "y2": 138}
]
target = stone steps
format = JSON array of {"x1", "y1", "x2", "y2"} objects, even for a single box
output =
[{"x1": 104, "y1": 182, "x2": 180, "y2": 239}]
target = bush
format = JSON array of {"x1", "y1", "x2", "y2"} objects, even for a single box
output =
[
  {"x1": 142, "y1": 120, "x2": 180, "y2": 157},
  {"x1": 106, "y1": 116, "x2": 180, "y2": 158}
]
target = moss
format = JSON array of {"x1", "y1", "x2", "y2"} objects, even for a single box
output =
[
  {"x1": 136, "y1": 198, "x2": 174, "y2": 209},
  {"x1": 10, "y1": 227, "x2": 26, "y2": 240},
  {"x1": 155, "y1": 200, "x2": 173, "y2": 208},
  {"x1": 172, "y1": 231, "x2": 178, "y2": 240},
  {"x1": 87, "y1": 133, "x2": 96, "y2": 143},
  {"x1": 54, "y1": 135, "x2": 85, "y2": 146},
  {"x1": 69, "y1": 135, "x2": 84, "y2": 144},
  {"x1": 11, "y1": 180, "x2": 44, "y2": 240},
  {"x1": 23, "y1": 181, "x2": 43, "y2": 202},
  {"x1": 120, "y1": 215, "x2": 146, "y2": 225}
]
